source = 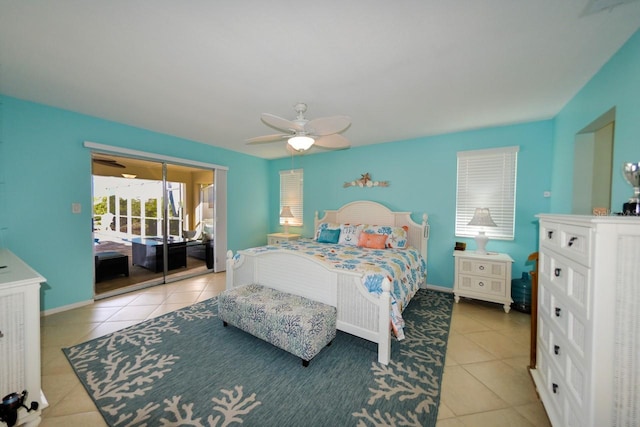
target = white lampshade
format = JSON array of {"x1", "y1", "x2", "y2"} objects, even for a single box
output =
[
  {"x1": 280, "y1": 206, "x2": 295, "y2": 235},
  {"x1": 467, "y1": 208, "x2": 497, "y2": 254},
  {"x1": 280, "y1": 206, "x2": 294, "y2": 219},
  {"x1": 288, "y1": 135, "x2": 314, "y2": 151},
  {"x1": 467, "y1": 208, "x2": 497, "y2": 227}
]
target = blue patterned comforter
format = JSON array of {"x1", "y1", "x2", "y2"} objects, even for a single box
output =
[{"x1": 238, "y1": 239, "x2": 427, "y2": 340}]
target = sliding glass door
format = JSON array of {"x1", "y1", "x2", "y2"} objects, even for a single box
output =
[{"x1": 92, "y1": 153, "x2": 219, "y2": 298}]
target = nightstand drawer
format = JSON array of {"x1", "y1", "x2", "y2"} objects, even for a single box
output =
[
  {"x1": 457, "y1": 258, "x2": 507, "y2": 279},
  {"x1": 457, "y1": 274, "x2": 507, "y2": 297},
  {"x1": 267, "y1": 233, "x2": 300, "y2": 245}
]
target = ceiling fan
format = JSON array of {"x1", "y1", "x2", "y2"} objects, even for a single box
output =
[
  {"x1": 247, "y1": 103, "x2": 351, "y2": 152},
  {"x1": 92, "y1": 157, "x2": 126, "y2": 168}
]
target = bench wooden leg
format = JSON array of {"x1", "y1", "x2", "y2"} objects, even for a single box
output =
[
  {"x1": 223, "y1": 321, "x2": 228, "y2": 327},
  {"x1": 302, "y1": 359, "x2": 309, "y2": 367}
]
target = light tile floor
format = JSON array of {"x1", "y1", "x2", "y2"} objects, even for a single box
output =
[
  {"x1": 37, "y1": 276, "x2": 550, "y2": 426},
  {"x1": 437, "y1": 299, "x2": 551, "y2": 427}
]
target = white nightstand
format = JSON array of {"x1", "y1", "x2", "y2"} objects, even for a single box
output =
[
  {"x1": 267, "y1": 233, "x2": 301, "y2": 245},
  {"x1": 453, "y1": 250, "x2": 514, "y2": 313}
]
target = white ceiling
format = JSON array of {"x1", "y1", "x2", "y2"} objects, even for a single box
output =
[{"x1": 1, "y1": 1, "x2": 639, "y2": 159}]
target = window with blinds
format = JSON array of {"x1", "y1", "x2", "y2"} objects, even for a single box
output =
[
  {"x1": 280, "y1": 169, "x2": 303, "y2": 226},
  {"x1": 455, "y1": 146, "x2": 518, "y2": 239}
]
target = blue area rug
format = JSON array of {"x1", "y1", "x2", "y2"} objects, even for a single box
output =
[{"x1": 63, "y1": 289, "x2": 453, "y2": 426}]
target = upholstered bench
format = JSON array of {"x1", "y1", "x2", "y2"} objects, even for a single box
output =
[{"x1": 218, "y1": 284, "x2": 337, "y2": 366}]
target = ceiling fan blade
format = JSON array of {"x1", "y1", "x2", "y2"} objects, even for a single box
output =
[
  {"x1": 306, "y1": 116, "x2": 351, "y2": 136},
  {"x1": 246, "y1": 134, "x2": 288, "y2": 144},
  {"x1": 261, "y1": 113, "x2": 304, "y2": 132},
  {"x1": 313, "y1": 134, "x2": 351, "y2": 150},
  {"x1": 93, "y1": 159, "x2": 126, "y2": 168}
]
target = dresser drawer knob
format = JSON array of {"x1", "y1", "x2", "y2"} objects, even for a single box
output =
[
  {"x1": 478, "y1": 281, "x2": 485, "y2": 287},
  {"x1": 552, "y1": 383, "x2": 559, "y2": 394},
  {"x1": 0, "y1": 330, "x2": 3, "y2": 338},
  {"x1": 568, "y1": 237, "x2": 577, "y2": 247},
  {"x1": 554, "y1": 345, "x2": 560, "y2": 355},
  {"x1": 479, "y1": 265, "x2": 485, "y2": 271},
  {"x1": 554, "y1": 268, "x2": 562, "y2": 277},
  {"x1": 555, "y1": 307, "x2": 562, "y2": 317},
  {"x1": 548, "y1": 230, "x2": 554, "y2": 239}
]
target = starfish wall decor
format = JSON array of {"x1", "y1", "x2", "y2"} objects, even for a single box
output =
[{"x1": 344, "y1": 173, "x2": 389, "y2": 188}]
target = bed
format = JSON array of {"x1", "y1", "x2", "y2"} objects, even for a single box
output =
[{"x1": 225, "y1": 200, "x2": 429, "y2": 364}]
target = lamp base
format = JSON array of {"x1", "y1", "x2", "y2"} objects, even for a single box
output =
[
  {"x1": 283, "y1": 221, "x2": 289, "y2": 235},
  {"x1": 474, "y1": 231, "x2": 489, "y2": 255}
]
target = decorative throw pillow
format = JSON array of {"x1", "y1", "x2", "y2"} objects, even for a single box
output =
[
  {"x1": 315, "y1": 222, "x2": 340, "y2": 240},
  {"x1": 357, "y1": 232, "x2": 388, "y2": 249},
  {"x1": 338, "y1": 224, "x2": 363, "y2": 246},
  {"x1": 317, "y1": 228, "x2": 341, "y2": 244},
  {"x1": 362, "y1": 225, "x2": 409, "y2": 249}
]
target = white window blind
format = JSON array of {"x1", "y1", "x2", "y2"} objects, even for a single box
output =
[
  {"x1": 280, "y1": 169, "x2": 303, "y2": 226},
  {"x1": 456, "y1": 146, "x2": 518, "y2": 240}
]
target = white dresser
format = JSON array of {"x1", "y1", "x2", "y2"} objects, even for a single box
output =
[
  {"x1": 453, "y1": 251, "x2": 514, "y2": 313},
  {"x1": 531, "y1": 215, "x2": 640, "y2": 427},
  {"x1": 0, "y1": 249, "x2": 47, "y2": 426}
]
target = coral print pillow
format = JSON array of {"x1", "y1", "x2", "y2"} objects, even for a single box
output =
[
  {"x1": 338, "y1": 224, "x2": 363, "y2": 246},
  {"x1": 361, "y1": 225, "x2": 409, "y2": 249}
]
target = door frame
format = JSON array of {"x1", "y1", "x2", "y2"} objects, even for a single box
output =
[{"x1": 86, "y1": 141, "x2": 228, "y2": 296}]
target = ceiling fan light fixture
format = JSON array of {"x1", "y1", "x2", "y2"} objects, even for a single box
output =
[{"x1": 288, "y1": 135, "x2": 315, "y2": 151}]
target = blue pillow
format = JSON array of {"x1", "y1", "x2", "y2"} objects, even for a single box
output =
[{"x1": 317, "y1": 228, "x2": 341, "y2": 244}]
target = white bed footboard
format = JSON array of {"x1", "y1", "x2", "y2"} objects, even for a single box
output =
[{"x1": 226, "y1": 249, "x2": 392, "y2": 364}]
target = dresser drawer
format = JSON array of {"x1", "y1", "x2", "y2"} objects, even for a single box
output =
[
  {"x1": 541, "y1": 222, "x2": 592, "y2": 266},
  {"x1": 539, "y1": 250, "x2": 591, "y2": 318},
  {"x1": 549, "y1": 293, "x2": 569, "y2": 335},
  {"x1": 540, "y1": 278, "x2": 588, "y2": 358},
  {"x1": 548, "y1": 330, "x2": 586, "y2": 404},
  {"x1": 457, "y1": 274, "x2": 507, "y2": 297}
]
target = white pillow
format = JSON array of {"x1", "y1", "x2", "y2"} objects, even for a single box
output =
[{"x1": 338, "y1": 224, "x2": 363, "y2": 246}]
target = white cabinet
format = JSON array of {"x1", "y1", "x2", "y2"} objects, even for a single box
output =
[
  {"x1": 531, "y1": 215, "x2": 640, "y2": 427},
  {"x1": 453, "y1": 251, "x2": 514, "y2": 313},
  {"x1": 267, "y1": 233, "x2": 300, "y2": 245},
  {"x1": 0, "y1": 249, "x2": 47, "y2": 426}
]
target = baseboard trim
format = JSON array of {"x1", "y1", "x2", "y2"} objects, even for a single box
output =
[
  {"x1": 41, "y1": 299, "x2": 94, "y2": 317},
  {"x1": 425, "y1": 283, "x2": 453, "y2": 293}
]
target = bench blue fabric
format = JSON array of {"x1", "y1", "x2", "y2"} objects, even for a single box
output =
[{"x1": 218, "y1": 284, "x2": 337, "y2": 366}]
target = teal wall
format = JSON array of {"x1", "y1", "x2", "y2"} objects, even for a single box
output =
[
  {"x1": 269, "y1": 120, "x2": 554, "y2": 288},
  {"x1": 2, "y1": 28, "x2": 637, "y2": 310},
  {"x1": 0, "y1": 96, "x2": 269, "y2": 311},
  {"x1": 551, "y1": 29, "x2": 640, "y2": 212}
]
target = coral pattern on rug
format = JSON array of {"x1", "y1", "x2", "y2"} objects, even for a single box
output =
[{"x1": 64, "y1": 289, "x2": 452, "y2": 426}]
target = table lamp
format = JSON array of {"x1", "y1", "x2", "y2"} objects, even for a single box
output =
[
  {"x1": 467, "y1": 207, "x2": 497, "y2": 254},
  {"x1": 280, "y1": 206, "x2": 295, "y2": 235}
]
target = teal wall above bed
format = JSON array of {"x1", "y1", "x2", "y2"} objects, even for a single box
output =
[{"x1": 268, "y1": 120, "x2": 555, "y2": 289}]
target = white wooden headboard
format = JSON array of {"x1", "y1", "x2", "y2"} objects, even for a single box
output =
[{"x1": 314, "y1": 201, "x2": 429, "y2": 260}]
